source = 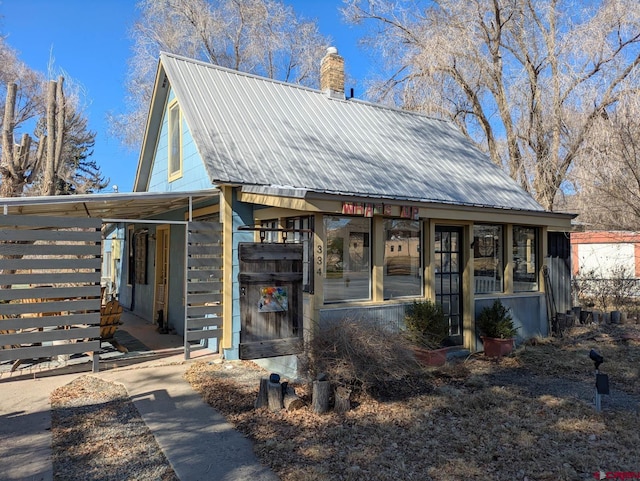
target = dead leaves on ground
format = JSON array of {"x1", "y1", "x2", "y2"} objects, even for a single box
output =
[{"x1": 186, "y1": 324, "x2": 640, "y2": 481}]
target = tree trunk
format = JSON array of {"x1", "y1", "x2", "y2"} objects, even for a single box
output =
[
  {"x1": 267, "y1": 381, "x2": 283, "y2": 412},
  {"x1": 283, "y1": 385, "x2": 304, "y2": 411},
  {"x1": 334, "y1": 386, "x2": 351, "y2": 414},
  {"x1": 312, "y1": 380, "x2": 330, "y2": 414},
  {"x1": 1, "y1": 83, "x2": 18, "y2": 197},
  {"x1": 254, "y1": 377, "x2": 269, "y2": 409},
  {"x1": 43, "y1": 80, "x2": 57, "y2": 196},
  {"x1": 54, "y1": 77, "x2": 66, "y2": 184}
]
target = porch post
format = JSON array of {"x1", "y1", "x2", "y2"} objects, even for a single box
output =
[
  {"x1": 221, "y1": 186, "x2": 233, "y2": 350},
  {"x1": 183, "y1": 197, "x2": 192, "y2": 359}
]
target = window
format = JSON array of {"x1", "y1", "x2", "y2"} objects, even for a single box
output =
[
  {"x1": 261, "y1": 219, "x2": 279, "y2": 243},
  {"x1": 513, "y1": 226, "x2": 538, "y2": 291},
  {"x1": 285, "y1": 217, "x2": 313, "y2": 293},
  {"x1": 324, "y1": 216, "x2": 371, "y2": 302},
  {"x1": 168, "y1": 100, "x2": 182, "y2": 181},
  {"x1": 473, "y1": 224, "x2": 503, "y2": 294},
  {"x1": 383, "y1": 219, "x2": 421, "y2": 299},
  {"x1": 127, "y1": 226, "x2": 135, "y2": 285},
  {"x1": 129, "y1": 229, "x2": 148, "y2": 285}
]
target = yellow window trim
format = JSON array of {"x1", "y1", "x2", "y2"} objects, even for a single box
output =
[{"x1": 168, "y1": 99, "x2": 183, "y2": 182}]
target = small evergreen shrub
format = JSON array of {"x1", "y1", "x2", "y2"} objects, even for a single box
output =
[
  {"x1": 477, "y1": 300, "x2": 518, "y2": 339},
  {"x1": 404, "y1": 300, "x2": 450, "y2": 349}
]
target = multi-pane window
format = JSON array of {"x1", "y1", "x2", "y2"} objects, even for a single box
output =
[
  {"x1": 260, "y1": 219, "x2": 279, "y2": 243},
  {"x1": 513, "y1": 226, "x2": 538, "y2": 291},
  {"x1": 133, "y1": 230, "x2": 148, "y2": 285},
  {"x1": 435, "y1": 227, "x2": 463, "y2": 342},
  {"x1": 285, "y1": 217, "x2": 313, "y2": 293},
  {"x1": 168, "y1": 101, "x2": 182, "y2": 180},
  {"x1": 127, "y1": 226, "x2": 135, "y2": 285},
  {"x1": 324, "y1": 216, "x2": 371, "y2": 302},
  {"x1": 383, "y1": 219, "x2": 421, "y2": 299},
  {"x1": 473, "y1": 224, "x2": 504, "y2": 294}
]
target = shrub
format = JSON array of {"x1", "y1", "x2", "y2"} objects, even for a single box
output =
[
  {"x1": 477, "y1": 300, "x2": 518, "y2": 339},
  {"x1": 300, "y1": 319, "x2": 423, "y2": 394},
  {"x1": 404, "y1": 300, "x2": 450, "y2": 349}
]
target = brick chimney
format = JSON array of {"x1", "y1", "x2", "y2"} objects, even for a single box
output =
[{"x1": 320, "y1": 46, "x2": 345, "y2": 99}]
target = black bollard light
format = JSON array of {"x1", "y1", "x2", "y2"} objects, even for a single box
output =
[{"x1": 589, "y1": 349, "x2": 609, "y2": 411}]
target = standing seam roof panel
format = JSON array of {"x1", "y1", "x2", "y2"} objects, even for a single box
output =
[
  {"x1": 237, "y1": 74, "x2": 307, "y2": 188},
  {"x1": 159, "y1": 52, "x2": 544, "y2": 212}
]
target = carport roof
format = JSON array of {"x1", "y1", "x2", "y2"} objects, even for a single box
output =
[{"x1": 0, "y1": 189, "x2": 219, "y2": 221}]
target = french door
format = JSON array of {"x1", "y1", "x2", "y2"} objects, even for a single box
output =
[{"x1": 435, "y1": 226, "x2": 463, "y2": 345}]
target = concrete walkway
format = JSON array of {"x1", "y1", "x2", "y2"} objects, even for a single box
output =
[{"x1": 0, "y1": 354, "x2": 279, "y2": 481}]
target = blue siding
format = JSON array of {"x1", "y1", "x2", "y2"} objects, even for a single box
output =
[
  {"x1": 223, "y1": 190, "x2": 254, "y2": 360},
  {"x1": 167, "y1": 224, "x2": 187, "y2": 336},
  {"x1": 317, "y1": 296, "x2": 547, "y2": 354},
  {"x1": 474, "y1": 295, "x2": 547, "y2": 351},
  {"x1": 148, "y1": 87, "x2": 212, "y2": 192}
]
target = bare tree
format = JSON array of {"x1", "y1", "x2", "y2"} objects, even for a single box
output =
[
  {"x1": 343, "y1": 0, "x2": 640, "y2": 211},
  {"x1": 0, "y1": 36, "x2": 43, "y2": 128},
  {"x1": 1, "y1": 37, "x2": 106, "y2": 197},
  {"x1": 111, "y1": 0, "x2": 330, "y2": 148},
  {"x1": 569, "y1": 94, "x2": 640, "y2": 230}
]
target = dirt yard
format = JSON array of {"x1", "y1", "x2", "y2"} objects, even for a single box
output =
[
  {"x1": 185, "y1": 323, "x2": 640, "y2": 481},
  {"x1": 50, "y1": 322, "x2": 640, "y2": 481}
]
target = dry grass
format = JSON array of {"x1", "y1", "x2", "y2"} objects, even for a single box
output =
[
  {"x1": 186, "y1": 322, "x2": 640, "y2": 481},
  {"x1": 50, "y1": 376, "x2": 178, "y2": 481}
]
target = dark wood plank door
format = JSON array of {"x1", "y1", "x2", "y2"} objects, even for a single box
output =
[{"x1": 239, "y1": 243, "x2": 303, "y2": 359}]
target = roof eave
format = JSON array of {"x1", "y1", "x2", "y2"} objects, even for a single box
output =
[{"x1": 133, "y1": 57, "x2": 171, "y2": 192}]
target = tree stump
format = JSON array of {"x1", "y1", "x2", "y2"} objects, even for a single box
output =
[
  {"x1": 312, "y1": 380, "x2": 330, "y2": 414},
  {"x1": 267, "y1": 381, "x2": 284, "y2": 412},
  {"x1": 283, "y1": 385, "x2": 305, "y2": 411},
  {"x1": 334, "y1": 386, "x2": 351, "y2": 414},
  {"x1": 254, "y1": 377, "x2": 269, "y2": 409}
]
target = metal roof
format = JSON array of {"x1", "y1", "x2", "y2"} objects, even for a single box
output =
[
  {"x1": 153, "y1": 52, "x2": 544, "y2": 212},
  {"x1": 0, "y1": 189, "x2": 218, "y2": 220}
]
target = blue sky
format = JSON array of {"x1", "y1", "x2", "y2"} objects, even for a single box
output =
[{"x1": 0, "y1": 0, "x2": 373, "y2": 192}]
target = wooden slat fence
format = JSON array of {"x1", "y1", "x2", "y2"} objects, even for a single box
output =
[
  {"x1": 185, "y1": 221, "x2": 223, "y2": 358},
  {"x1": 0, "y1": 214, "x2": 102, "y2": 371},
  {"x1": 545, "y1": 256, "x2": 572, "y2": 315}
]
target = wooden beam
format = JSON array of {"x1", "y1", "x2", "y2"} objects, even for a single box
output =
[
  {"x1": 237, "y1": 191, "x2": 338, "y2": 213},
  {"x1": 221, "y1": 185, "x2": 233, "y2": 350}
]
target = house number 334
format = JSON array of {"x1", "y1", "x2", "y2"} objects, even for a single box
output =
[{"x1": 316, "y1": 245, "x2": 323, "y2": 276}]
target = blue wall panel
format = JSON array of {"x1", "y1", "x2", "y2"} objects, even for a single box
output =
[
  {"x1": 223, "y1": 190, "x2": 254, "y2": 360},
  {"x1": 474, "y1": 295, "x2": 547, "y2": 351},
  {"x1": 167, "y1": 224, "x2": 187, "y2": 336},
  {"x1": 148, "y1": 87, "x2": 212, "y2": 193}
]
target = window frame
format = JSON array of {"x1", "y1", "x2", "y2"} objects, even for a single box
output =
[
  {"x1": 323, "y1": 215, "x2": 372, "y2": 303},
  {"x1": 383, "y1": 218, "x2": 422, "y2": 300},
  {"x1": 285, "y1": 216, "x2": 314, "y2": 294},
  {"x1": 127, "y1": 225, "x2": 135, "y2": 286},
  {"x1": 167, "y1": 99, "x2": 183, "y2": 182},
  {"x1": 473, "y1": 224, "x2": 504, "y2": 294},
  {"x1": 512, "y1": 225, "x2": 539, "y2": 292},
  {"x1": 260, "y1": 219, "x2": 279, "y2": 243}
]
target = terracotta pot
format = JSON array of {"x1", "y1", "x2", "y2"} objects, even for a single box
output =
[
  {"x1": 413, "y1": 346, "x2": 448, "y2": 366},
  {"x1": 480, "y1": 336, "x2": 515, "y2": 358}
]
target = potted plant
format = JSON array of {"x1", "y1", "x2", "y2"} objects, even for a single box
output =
[
  {"x1": 404, "y1": 300, "x2": 451, "y2": 366},
  {"x1": 477, "y1": 299, "x2": 518, "y2": 357}
]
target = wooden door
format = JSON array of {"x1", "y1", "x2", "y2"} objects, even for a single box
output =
[{"x1": 239, "y1": 243, "x2": 303, "y2": 359}]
